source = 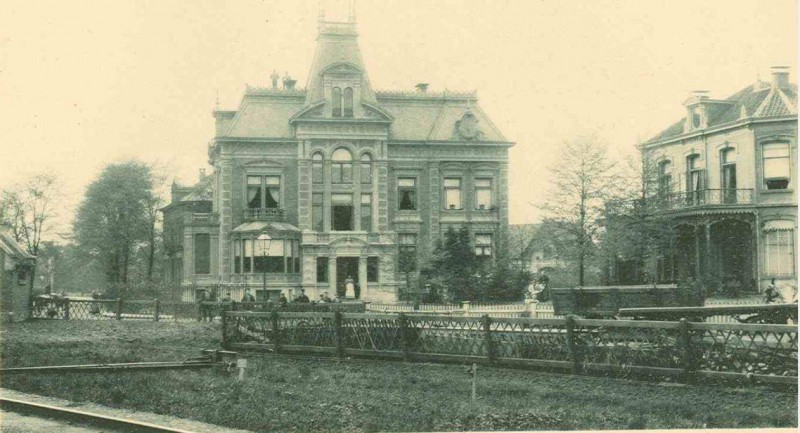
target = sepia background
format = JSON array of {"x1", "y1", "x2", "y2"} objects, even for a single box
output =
[{"x1": 0, "y1": 0, "x2": 796, "y2": 231}]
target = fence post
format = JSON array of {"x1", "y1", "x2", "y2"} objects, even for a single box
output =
[
  {"x1": 154, "y1": 299, "x2": 160, "y2": 322},
  {"x1": 482, "y1": 314, "x2": 495, "y2": 362},
  {"x1": 116, "y1": 299, "x2": 123, "y2": 321},
  {"x1": 271, "y1": 310, "x2": 281, "y2": 353},
  {"x1": 462, "y1": 301, "x2": 470, "y2": 316},
  {"x1": 679, "y1": 318, "x2": 694, "y2": 383},
  {"x1": 63, "y1": 298, "x2": 70, "y2": 320},
  {"x1": 565, "y1": 315, "x2": 580, "y2": 375},
  {"x1": 333, "y1": 311, "x2": 344, "y2": 358},
  {"x1": 398, "y1": 313, "x2": 410, "y2": 361}
]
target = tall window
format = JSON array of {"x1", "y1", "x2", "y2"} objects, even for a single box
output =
[
  {"x1": 332, "y1": 87, "x2": 342, "y2": 117},
  {"x1": 343, "y1": 87, "x2": 354, "y2": 118},
  {"x1": 658, "y1": 161, "x2": 672, "y2": 195},
  {"x1": 367, "y1": 257, "x2": 379, "y2": 282},
  {"x1": 234, "y1": 239, "x2": 241, "y2": 274},
  {"x1": 764, "y1": 229, "x2": 795, "y2": 276},
  {"x1": 194, "y1": 233, "x2": 210, "y2": 274},
  {"x1": 360, "y1": 193, "x2": 372, "y2": 232},
  {"x1": 720, "y1": 148, "x2": 737, "y2": 203},
  {"x1": 763, "y1": 142, "x2": 790, "y2": 190},
  {"x1": 331, "y1": 148, "x2": 353, "y2": 183},
  {"x1": 331, "y1": 193, "x2": 354, "y2": 231},
  {"x1": 284, "y1": 241, "x2": 300, "y2": 274},
  {"x1": 243, "y1": 239, "x2": 252, "y2": 273},
  {"x1": 312, "y1": 193, "x2": 324, "y2": 232},
  {"x1": 686, "y1": 155, "x2": 704, "y2": 205},
  {"x1": 475, "y1": 178, "x2": 492, "y2": 209},
  {"x1": 475, "y1": 234, "x2": 492, "y2": 257},
  {"x1": 317, "y1": 257, "x2": 329, "y2": 282},
  {"x1": 312, "y1": 153, "x2": 323, "y2": 184},
  {"x1": 247, "y1": 175, "x2": 280, "y2": 209},
  {"x1": 444, "y1": 178, "x2": 462, "y2": 210},
  {"x1": 360, "y1": 154, "x2": 372, "y2": 184},
  {"x1": 398, "y1": 178, "x2": 417, "y2": 210},
  {"x1": 398, "y1": 233, "x2": 417, "y2": 271}
]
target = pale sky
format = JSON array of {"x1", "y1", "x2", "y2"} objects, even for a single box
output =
[{"x1": 0, "y1": 0, "x2": 796, "y2": 231}]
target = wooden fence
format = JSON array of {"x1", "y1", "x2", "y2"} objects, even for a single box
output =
[{"x1": 222, "y1": 311, "x2": 798, "y2": 385}]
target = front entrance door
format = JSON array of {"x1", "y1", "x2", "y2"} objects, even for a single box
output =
[{"x1": 336, "y1": 257, "x2": 359, "y2": 299}]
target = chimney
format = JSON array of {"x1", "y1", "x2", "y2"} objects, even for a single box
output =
[
  {"x1": 282, "y1": 72, "x2": 296, "y2": 90},
  {"x1": 691, "y1": 90, "x2": 709, "y2": 100},
  {"x1": 199, "y1": 168, "x2": 206, "y2": 181},
  {"x1": 771, "y1": 66, "x2": 790, "y2": 88},
  {"x1": 415, "y1": 83, "x2": 429, "y2": 93},
  {"x1": 270, "y1": 70, "x2": 280, "y2": 89}
]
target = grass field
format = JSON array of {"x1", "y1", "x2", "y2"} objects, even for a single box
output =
[{"x1": 1, "y1": 320, "x2": 797, "y2": 432}]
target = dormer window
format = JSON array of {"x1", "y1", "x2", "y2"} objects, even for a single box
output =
[
  {"x1": 343, "y1": 87, "x2": 354, "y2": 118},
  {"x1": 332, "y1": 87, "x2": 342, "y2": 117},
  {"x1": 691, "y1": 108, "x2": 702, "y2": 129}
]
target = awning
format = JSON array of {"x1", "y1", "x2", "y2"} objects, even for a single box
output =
[
  {"x1": 231, "y1": 221, "x2": 301, "y2": 238},
  {"x1": 763, "y1": 220, "x2": 796, "y2": 232}
]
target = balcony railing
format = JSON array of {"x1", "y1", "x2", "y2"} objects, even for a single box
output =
[
  {"x1": 242, "y1": 208, "x2": 285, "y2": 222},
  {"x1": 653, "y1": 188, "x2": 753, "y2": 211},
  {"x1": 184, "y1": 213, "x2": 219, "y2": 225},
  {"x1": 606, "y1": 188, "x2": 755, "y2": 217}
]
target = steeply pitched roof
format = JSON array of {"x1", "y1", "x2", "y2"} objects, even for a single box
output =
[
  {"x1": 648, "y1": 80, "x2": 797, "y2": 144},
  {"x1": 0, "y1": 232, "x2": 36, "y2": 261}
]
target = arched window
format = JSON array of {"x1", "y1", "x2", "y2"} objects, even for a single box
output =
[
  {"x1": 686, "y1": 154, "x2": 705, "y2": 206},
  {"x1": 658, "y1": 160, "x2": 672, "y2": 200},
  {"x1": 311, "y1": 152, "x2": 323, "y2": 184},
  {"x1": 360, "y1": 153, "x2": 372, "y2": 184},
  {"x1": 332, "y1": 87, "x2": 342, "y2": 118},
  {"x1": 331, "y1": 148, "x2": 353, "y2": 183},
  {"x1": 343, "y1": 87, "x2": 354, "y2": 118},
  {"x1": 720, "y1": 148, "x2": 737, "y2": 203}
]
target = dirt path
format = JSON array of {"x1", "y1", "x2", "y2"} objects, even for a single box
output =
[{"x1": 0, "y1": 388, "x2": 251, "y2": 433}]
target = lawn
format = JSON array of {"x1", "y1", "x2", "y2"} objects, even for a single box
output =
[{"x1": 1, "y1": 320, "x2": 797, "y2": 432}]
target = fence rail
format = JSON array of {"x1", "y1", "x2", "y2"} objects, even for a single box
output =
[
  {"x1": 30, "y1": 297, "x2": 366, "y2": 323},
  {"x1": 223, "y1": 311, "x2": 798, "y2": 385}
]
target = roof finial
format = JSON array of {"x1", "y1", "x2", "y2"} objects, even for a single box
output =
[
  {"x1": 318, "y1": 0, "x2": 325, "y2": 22},
  {"x1": 215, "y1": 89, "x2": 220, "y2": 109}
]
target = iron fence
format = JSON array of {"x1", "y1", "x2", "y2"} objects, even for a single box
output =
[{"x1": 223, "y1": 311, "x2": 798, "y2": 385}]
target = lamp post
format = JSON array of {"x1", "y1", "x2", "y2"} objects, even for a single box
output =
[{"x1": 257, "y1": 232, "x2": 273, "y2": 300}]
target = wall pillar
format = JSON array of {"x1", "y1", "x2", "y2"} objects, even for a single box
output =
[
  {"x1": 358, "y1": 256, "x2": 368, "y2": 299},
  {"x1": 328, "y1": 255, "x2": 337, "y2": 296}
]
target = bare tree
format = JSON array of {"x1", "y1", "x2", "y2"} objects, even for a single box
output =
[
  {"x1": 539, "y1": 135, "x2": 619, "y2": 286},
  {"x1": 1, "y1": 174, "x2": 61, "y2": 257}
]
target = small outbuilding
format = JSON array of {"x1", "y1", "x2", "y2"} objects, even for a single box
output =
[{"x1": 1, "y1": 232, "x2": 36, "y2": 322}]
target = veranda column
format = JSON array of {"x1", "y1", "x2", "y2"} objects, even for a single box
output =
[
  {"x1": 358, "y1": 255, "x2": 368, "y2": 300},
  {"x1": 328, "y1": 255, "x2": 337, "y2": 297},
  {"x1": 704, "y1": 222, "x2": 711, "y2": 280}
]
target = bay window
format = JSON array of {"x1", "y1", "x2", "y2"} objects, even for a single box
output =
[{"x1": 233, "y1": 239, "x2": 301, "y2": 274}]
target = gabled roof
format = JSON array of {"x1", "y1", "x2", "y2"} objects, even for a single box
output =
[
  {"x1": 648, "y1": 80, "x2": 797, "y2": 144},
  {"x1": 0, "y1": 232, "x2": 35, "y2": 261}
]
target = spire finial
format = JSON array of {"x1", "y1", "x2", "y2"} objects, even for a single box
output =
[
  {"x1": 349, "y1": 0, "x2": 356, "y2": 22},
  {"x1": 215, "y1": 89, "x2": 220, "y2": 109},
  {"x1": 318, "y1": 0, "x2": 325, "y2": 22}
]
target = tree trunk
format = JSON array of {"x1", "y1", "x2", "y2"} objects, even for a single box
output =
[{"x1": 147, "y1": 228, "x2": 155, "y2": 280}]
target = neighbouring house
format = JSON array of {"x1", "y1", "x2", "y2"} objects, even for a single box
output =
[
  {"x1": 610, "y1": 67, "x2": 797, "y2": 296},
  {"x1": 163, "y1": 12, "x2": 512, "y2": 303},
  {"x1": 1, "y1": 232, "x2": 36, "y2": 322}
]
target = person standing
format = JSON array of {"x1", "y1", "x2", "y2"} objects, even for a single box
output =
[
  {"x1": 763, "y1": 279, "x2": 784, "y2": 304},
  {"x1": 241, "y1": 288, "x2": 256, "y2": 303}
]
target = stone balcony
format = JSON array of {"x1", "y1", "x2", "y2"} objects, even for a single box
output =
[
  {"x1": 184, "y1": 213, "x2": 219, "y2": 226},
  {"x1": 242, "y1": 208, "x2": 286, "y2": 222},
  {"x1": 301, "y1": 231, "x2": 397, "y2": 245}
]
